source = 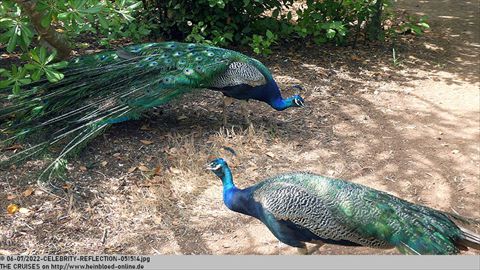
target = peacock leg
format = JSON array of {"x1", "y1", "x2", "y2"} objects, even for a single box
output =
[
  {"x1": 223, "y1": 97, "x2": 235, "y2": 126},
  {"x1": 309, "y1": 242, "x2": 325, "y2": 255},
  {"x1": 297, "y1": 242, "x2": 325, "y2": 255},
  {"x1": 240, "y1": 100, "x2": 252, "y2": 127},
  {"x1": 297, "y1": 247, "x2": 308, "y2": 255}
]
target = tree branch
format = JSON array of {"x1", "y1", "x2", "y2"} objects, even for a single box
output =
[{"x1": 14, "y1": 0, "x2": 72, "y2": 59}]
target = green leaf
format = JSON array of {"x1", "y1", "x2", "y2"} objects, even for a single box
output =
[
  {"x1": 39, "y1": 47, "x2": 47, "y2": 62},
  {"x1": 266, "y1": 30, "x2": 274, "y2": 39},
  {"x1": 24, "y1": 63, "x2": 37, "y2": 70},
  {"x1": 19, "y1": 78, "x2": 31, "y2": 84},
  {"x1": 6, "y1": 33, "x2": 17, "y2": 52},
  {"x1": 32, "y1": 69, "x2": 44, "y2": 81},
  {"x1": 127, "y1": 1, "x2": 142, "y2": 10},
  {"x1": 326, "y1": 29, "x2": 336, "y2": 39},
  {"x1": 12, "y1": 83, "x2": 21, "y2": 95},
  {"x1": 45, "y1": 69, "x2": 64, "y2": 82},
  {"x1": 41, "y1": 14, "x2": 52, "y2": 28},
  {"x1": 57, "y1": 13, "x2": 69, "y2": 20},
  {"x1": 272, "y1": 8, "x2": 279, "y2": 18},
  {"x1": 49, "y1": 61, "x2": 69, "y2": 69},
  {"x1": 0, "y1": 79, "x2": 13, "y2": 88},
  {"x1": 98, "y1": 14, "x2": 109, "y2": 29},
  {"x1": 80, "y1": 6, "x2": 102, "y2": 14},
  {"x1": 418, "y1": 22, "x2": 430, "y2": 29},
  {"x1": 46, "y1": 51, "x2": 57, "y2": 64}
]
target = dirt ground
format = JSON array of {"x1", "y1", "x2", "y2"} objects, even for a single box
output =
[{"x1": 1, "y1": 0, "x2": 479, "y2": 255}]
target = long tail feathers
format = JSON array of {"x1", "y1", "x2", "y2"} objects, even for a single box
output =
[
  {"x1": 458, "y1": 227, "x2": 480, "y2": 251},
  {"x1": 1, "y1": 42, "x2": 241, "y2": 182}
]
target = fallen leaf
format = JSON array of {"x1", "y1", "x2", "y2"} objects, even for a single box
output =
[
  {"x1": 265, "y1": 152, "x2": 275, "y2": 158},
  {"x1": 23, "y1": 187, "x2": 34, "y2": 197},
  {"x1": 140, "y1": 140, "x2": 153, "y2": 145},
  {"x1": 153, "y1": 165, "x2": 162, "y2": 176},
  {"x1": 101, "y1": 161, "x2": 108, "y2": 167},
  {"x1": 113, "y1": 153, "x2": 121, "y2": 158},
  {"x1": 128, "y1": 167, "x2": 137, "y2": 173},
  {"x1": 63, "y1": 183, "x2": 72, "y2": 190},
  {"x1": 350, "y1": 55, "x2": 361, "y2": 61},
  {"x1": 79, "y1": 166, "x2": 87, "y2": 171},
  {"x1": 7, "y1": 194, "x2": 16, "y2": 200},
  {"x1": 177, "y1": 115, "x2": 188, "y2": 121},
  {"x1": 140, "y1": 124, "x2": 152, "y2": 131},
  {"x1": 138, "y1": 165, "x2": 150, "y2": 172},
  {"x1": 7, "y1": 204, "x2": 19, "y2": 214}
]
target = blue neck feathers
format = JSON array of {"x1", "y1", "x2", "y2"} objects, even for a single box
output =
[
  {"x1": 213, "y1": 164, "x2": 259, "y2": 217},
  {"x1": 270, "y1": 96, "x2": 296, "y2": 111},
  {"x1": 264, "y1": 80, "x2": 303, "y2": 111}
]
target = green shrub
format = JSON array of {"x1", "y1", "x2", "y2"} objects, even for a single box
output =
[
  {"x1": 0, "y1": 0, "x2": 153, "y2": 94},
  {"x1": 0, "y1": 0, "x2": 429, "y2": 95}
]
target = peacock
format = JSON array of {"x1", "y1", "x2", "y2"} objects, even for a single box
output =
[
  {"x1": 207, "y1": 158, "x2": 480, "y2": 255},
  {"x1": 0, "y1": 42, "x2": 304, "y2": 181}
]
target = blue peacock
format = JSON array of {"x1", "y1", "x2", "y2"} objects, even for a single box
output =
[
  {"x1": 0, "y1": 42, "x2": 304, "y2": 181},
  {"x1": 207, "y1": 158, "x2": 480, "y2": 255}
]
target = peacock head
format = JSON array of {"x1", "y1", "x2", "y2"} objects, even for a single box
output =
[
  {"x1": 270, "y1": 94, "x2": 305, "y2": 111},
  {"x1": 288, "y1": 94, "x2": 305, "y2": 108},
  {"x1": 206, "y1": 158, "x2": 229, "y2": 179},
  {"x1": 285, "y1": 84, "x2": 305, "y2": 108}
]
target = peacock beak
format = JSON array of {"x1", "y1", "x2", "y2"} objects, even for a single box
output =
[{"x1": 294, "y1": 98, "x2": 305, "y2": 107}]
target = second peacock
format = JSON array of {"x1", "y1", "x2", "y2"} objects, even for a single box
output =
[{"x1": 207, "y1": 158, "x2": 480, "y2": 255}]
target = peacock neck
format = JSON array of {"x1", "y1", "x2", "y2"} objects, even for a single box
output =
[
  {"x1": 270, "y1": 97, "x2": 290, "y2": 111},
  {"x1": 220, "y1": 167, "x2": 259, "y2": 218},
  {"x1": 264, "y1": 80, "x2": 291, "y2": 111}
]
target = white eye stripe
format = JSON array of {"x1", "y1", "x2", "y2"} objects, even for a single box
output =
[{"x1": 208, "y1": 163, "x2": 222, "y2": 170}]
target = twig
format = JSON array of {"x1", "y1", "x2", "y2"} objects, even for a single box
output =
[{"x1": 101, "y1": 228, "x2": 108, "y2": 245}]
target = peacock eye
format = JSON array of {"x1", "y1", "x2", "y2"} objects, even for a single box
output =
[
  {"x1": 195, "y1": 56, "x2": 203, "y2": 62},
  {"x1": 195, "y1": 66, "x2": 204, "y2": 73},
  {"x1": 163, "y1": 76, "x2": 174, "y2": 83},
  {"x1": 183, "y1": 68, "x2": 194, "y2": 75}
]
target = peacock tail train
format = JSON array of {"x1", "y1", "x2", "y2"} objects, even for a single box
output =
[{"x1": 0, "y1": 42, "x2": 291, "y2": 182}]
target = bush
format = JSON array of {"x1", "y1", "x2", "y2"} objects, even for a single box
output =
[
  {"x1": 0, "y1": 0, "x2": 429, "y2": 94},
  {"x1": 144, "y1": 0, "x2": 429, "y2": 53},
  {"x1": 0, "y1": 0, "x2": 154, "y2": 94}
]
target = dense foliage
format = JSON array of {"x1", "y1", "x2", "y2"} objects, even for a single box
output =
[{"x1": 0, "y1": 0, "x2": 429, "y2": 94}]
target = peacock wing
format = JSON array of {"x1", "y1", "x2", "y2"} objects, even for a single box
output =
[{"x1": 252, "y1": 180, "x2": 391, "y2": 249}]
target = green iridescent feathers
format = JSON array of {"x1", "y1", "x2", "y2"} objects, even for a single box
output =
[
  {"x1": 0, "y1": 42, "x2": 263, "y2": 181},
  {"x1": 256, "y1": 173, "x2": 476, "y2": 254}
]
